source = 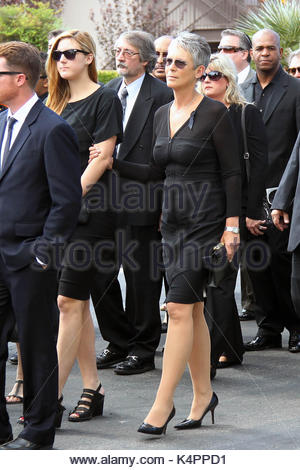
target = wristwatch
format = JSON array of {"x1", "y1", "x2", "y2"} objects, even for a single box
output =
[{"x1": 224, "y1": 226, "x2": 240, "y2": 234}]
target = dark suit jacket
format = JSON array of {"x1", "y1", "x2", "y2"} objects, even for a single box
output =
[
  {"x1": 272, "y1": 132, "x2": 300, "y2": 252},
  {"x1": 0, "y1": 99, "x2": 82, "y2": 271},
  {"x1": 241, "y1": 66, "x2": 300, "y2": 188},
  {"x1": 106, "y1": 73, "x2": 173, "y2": 225},
  {"x1": 228, "y1": 103, "x2": 268, "y2": 220}
]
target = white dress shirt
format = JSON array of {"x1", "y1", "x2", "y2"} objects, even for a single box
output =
[
  {"x1": 118, "y1": 74, "x2": 145, "y2": 129},
  {"x1": 0, "y1": 93, "x2": 39, "y2": 166},
  {"x1": 238, "y1": 65, "x2": 251, "y2": 84}
]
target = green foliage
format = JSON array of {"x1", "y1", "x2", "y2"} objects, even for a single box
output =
[
  {"x1": 97, "y1": 70, "x2": 119, "y2": 84},
  {"x1": 236, "y1": 0, "x2": 300, "y2": 64},
  {"x1": 0, "y1": 1, "x2": 62, "y2": 51}
]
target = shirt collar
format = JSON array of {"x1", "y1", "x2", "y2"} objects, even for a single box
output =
[
  {"x1": 238, "y1": 65, "x2": 250, "y2": 84},
  {"x1": 8, "y1": 93, "x2": 39, "y2": 122},
  {"x1": 120, "y1": 74, "x2": 145, "y2": 96}
]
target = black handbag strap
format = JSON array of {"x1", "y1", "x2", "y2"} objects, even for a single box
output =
[{"x1": 241, "y1": 104, "x2": 250, "y2": 183}]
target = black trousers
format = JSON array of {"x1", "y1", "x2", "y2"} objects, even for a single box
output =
[
  {"x1": 0, "y1": 257, "x2": 58, "y2": 446},
  {"x1": 92, "y1": 224, "x2": 162, "y2": 361},
  {"x1": 205, "y1": 268, "x2": 244, "y2": 368},
  {"x1": 247, "y1": 226, "x2": 300, "y2": 336},
  {"x1": 291, "y1": 245, "x2": 300, "y2": 323}
]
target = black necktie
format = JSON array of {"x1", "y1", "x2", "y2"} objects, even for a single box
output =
[
  {"x1": 120, "y1": 87, "x2": 128, "y2": 119},
  {"x1": 1, "y1": 117, "x2": 17, "y2": 170}
]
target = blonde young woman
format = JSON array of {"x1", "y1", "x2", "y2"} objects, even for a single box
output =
[
  {"x1": 46, "y1": 30, "x2": 122, "y2": 424},
  {"x1": 91, "y1": 32, "x2": 241, "y2": 434},
  {"x1": 201, "y1": 53, "x2": 268, "y2": 369}
]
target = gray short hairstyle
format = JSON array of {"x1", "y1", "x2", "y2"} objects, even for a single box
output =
[
  {"x1": 171, "y1": 31, "x2": 211, "y2": 68},
  {"x1": 221, "y1": 29, "x2": 252, "y2": 63},
  {"x1": 288, "y1": 48, "x2": 300, "y2": 66},
  {"x1": 116, "y1": 30, "x2": 157, "y2": 73}
]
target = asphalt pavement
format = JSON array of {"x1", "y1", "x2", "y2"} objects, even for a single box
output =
[{"x1": 4, "y1": 272, "x2": 300, "y2": 451}]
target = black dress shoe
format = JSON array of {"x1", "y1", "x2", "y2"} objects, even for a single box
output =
[
  {"x1": 114, "y1": 355, "x2": 155, "y2": 375},
  {"x1": 288, "y1": 331, "x2": 300, "y2": 353},
  {"x1": 244, "y1": 335, "x2": 282, "y2": 351},
  {"x1": 96, "y1": 349, "x2": 127, "y2": 369},
  {"x1": 239, "y1": 309, "x2": 255, "y2": 321},
  {"x1": 8, "y1": 353, "x2": 18, "y2": 365},
  {"x1": 174, "y1": 392, "x2": 218, "y2": 430},
  {"x1": 0, "y1": 437, "x2": 52, "y2": 450}
]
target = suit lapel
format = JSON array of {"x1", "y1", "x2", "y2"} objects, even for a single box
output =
[
  {"x1": 0, "y1": 100, "x2": 42, "y2": 182},
  {"x1": 118, "y1": 74, "x2": 154, "y2": 160},
  {"x1": 262, "y1": 71, "x2": 288, "y2": 125}
]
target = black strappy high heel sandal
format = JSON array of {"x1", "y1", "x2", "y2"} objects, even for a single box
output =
[{"x1": 68, "y1": 383, "x2": 104, "y2": 422}]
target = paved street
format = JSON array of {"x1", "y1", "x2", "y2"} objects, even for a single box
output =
[{"x1": 5, "y1": 272, "x2": 300, "y2": 450}]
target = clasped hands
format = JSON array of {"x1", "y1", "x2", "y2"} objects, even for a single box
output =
[{"x1": 89, "y1": 145, "x2": 113, "y2": 169}]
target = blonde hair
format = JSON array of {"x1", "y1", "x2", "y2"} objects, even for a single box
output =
[
  {"x1": 200, "y1": 53, "x2": 247, "y2": 107},
  {"x1": 46, "y1": 30, "x2": 98, "y2": 114}
]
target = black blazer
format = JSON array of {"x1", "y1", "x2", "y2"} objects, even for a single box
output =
[
  {"x1": 228, "y1": 103, "x2": 268, "y2": 220},
  {"x1": 0, "y1": 99, "x2": 82, "y2": 271},
  {"x1": 272, "y1": 133, "x2": 300, "y2": 252},
  {"x1": 106, "y1": 73, "x2": 173, "y2": 225},
  {"x1": 240, "y1": 66, "x2": 300, "y2": 188}
]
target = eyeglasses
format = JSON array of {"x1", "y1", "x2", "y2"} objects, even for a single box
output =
[
  {"x1": 52, "y1": 49, "x2": 89, "y2": 61},
  {"x1": 200, "y1": 71, "x2": 225, "y2": 82},
  {"x1": 288, "y1": 67, "x2": 300, "y2": 75},
  {"x1": 0, "y1": 71, "x2": 24, "y2": 75},
  {"x1": 165, "y1": 58, "x2": 187, "y2": 69},
  {"x1": 113, "y1": 48, "x2": 139, "y2": 58},
  {"x1": 39, "y1": 75, "x2": 47, "y2": 79},
  {"x1": 217, "y1": 46, "x2": 245, "y2": 53}
]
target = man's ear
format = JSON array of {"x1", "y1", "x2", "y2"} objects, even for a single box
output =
[{"x1": 16, "y1": 73, "x2": 27, "y2": 87}]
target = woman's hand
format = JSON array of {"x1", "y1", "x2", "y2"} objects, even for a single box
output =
[
  {"x1": 246, "y1": 217, "x2": 267, "y2": 236},
  {"x1": 88, "y1": 145, "x2": 113, "y2": 170},
  {"x1": 220, "y1": 230, "x2": 240, "y2": 262}
]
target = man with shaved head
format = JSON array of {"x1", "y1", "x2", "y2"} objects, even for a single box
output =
[{"x1": 241, "y1": 29, "x2": 300, "y2": 353}]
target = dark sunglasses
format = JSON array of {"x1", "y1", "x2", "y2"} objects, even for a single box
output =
[
  {"x1": 200, "y1": 71, "x2": 224, "y2": 82},
  {"x1": 217, "y1": 46, "x2": 245, "y2": 53},
  {"x1": 165, "y1": 58, "x2": 187, "y2": 69},
  {"x1": 52, "y1": 49, "x2": 89, "y2": 61},
  {"x1": 288, "y1": 67, "x2": 300, "y2": 75},
  {"x1": 0, "y1": 71, "x2": 24, "y2": 75}
]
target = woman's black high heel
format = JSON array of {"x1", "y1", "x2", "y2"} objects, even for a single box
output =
[
  {"x1": 55, "y1": 395, "x2": 66, "y2": 428},
  {"x1": 138, "y1": 406, "x2": 175, "y2": 435},
  {"x1": 68, "y1": 383, "x2": 104, "y2": 422},
  {"x1": 174, "y1": 392, "x2": 218, "y2": 430}
]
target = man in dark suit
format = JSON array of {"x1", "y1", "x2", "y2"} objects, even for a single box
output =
[
  {"x1": 0, "y1": 42, "x2": 81, "y2": 449},
  {"x1": 272, "y1": 133, "x2": 300, "y2": 326},
  {"x1": 241, "y1": 29, "x2": 300, "y2": 353},
  {"x1": 93, "y1": 31, "x2": 173, "y2": 375}
]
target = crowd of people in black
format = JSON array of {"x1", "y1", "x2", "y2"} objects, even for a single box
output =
[{"x1": 0, "y1": 23, "x2": 299, "y2": 449}]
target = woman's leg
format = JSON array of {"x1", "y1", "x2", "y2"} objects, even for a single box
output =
[
  {"x1": 144, "y1": 302, "x2": 194, "y2": 427},
  {"x1": 187, "y1": 302, "x2": 213, "y2": 420},
  {"x1": 76, "y1": 302, "x2": 102, "y2": 392},
  {"x1": 6, "y1": 343, "x2": 23, "y2": 403},
  {"x1": 57, "y1": 296, "x2": 87, "y2": 397}
]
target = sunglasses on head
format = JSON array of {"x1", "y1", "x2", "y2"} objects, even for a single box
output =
[
  {"x1": 217, "y1": 46, "x2": 244, "y2": 53},
  {"x1": 165, "y1": 58, "x2": 187, "y2": 69},
  {"x1": 288, "y1": 67, "x2": 300, "y2": 75},
  {"x1": 200, "y1": 71, "x2": 224, "y2": 82},
  {"x1": 52, "y1": 49, "x2": 89, "y2": 61}
]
